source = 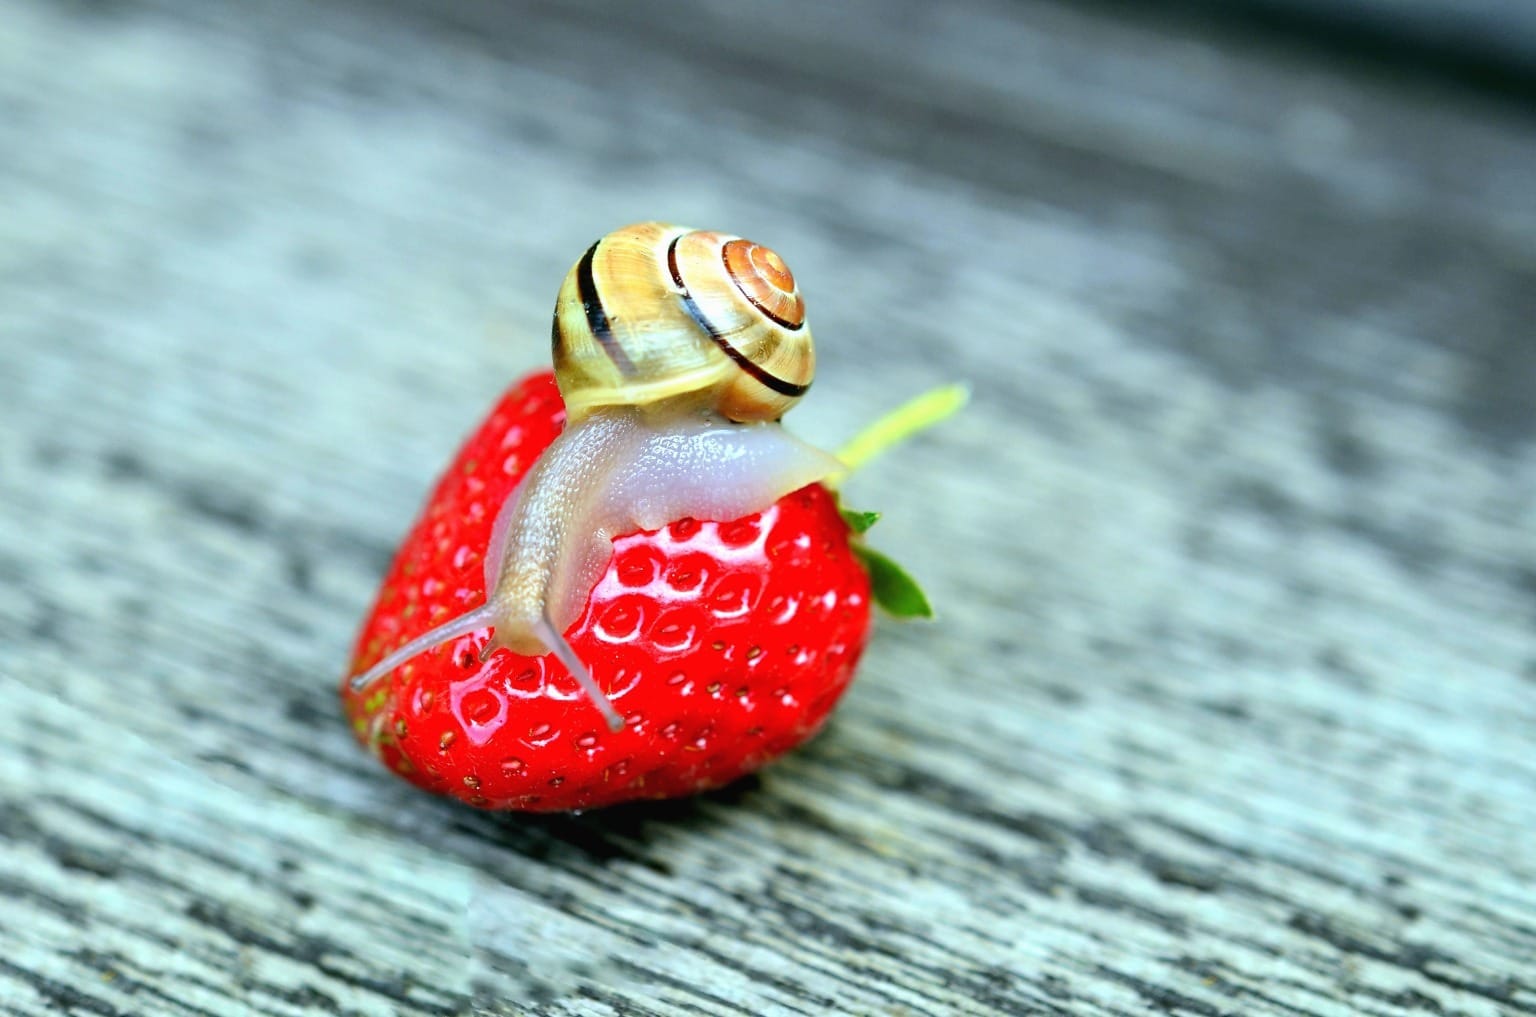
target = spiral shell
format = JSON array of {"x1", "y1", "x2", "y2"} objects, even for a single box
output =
[{"x1": 551, "y1": 222, "x2": 815, "y2": 424}]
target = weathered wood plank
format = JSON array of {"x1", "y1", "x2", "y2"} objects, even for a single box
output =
[{"x1": 1, "y1": 0, "x2": 1533, "y2": 1014}]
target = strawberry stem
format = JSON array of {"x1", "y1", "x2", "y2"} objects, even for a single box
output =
[
  {"x1": 825, "y1": 384, "x2": 966, "y2": 620},
  {"x1": 833, "y1": 384, "x2": 969, "y2": 481}
]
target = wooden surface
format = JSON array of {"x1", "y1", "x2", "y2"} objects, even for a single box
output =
[{"x1": 3, "y1": 0, "x2": 1535, "y2": 1014}]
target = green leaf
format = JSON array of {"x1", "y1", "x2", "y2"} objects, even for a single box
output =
[
  {"x1": 854, "y1": 545, "x2": 934, "y2": 619},
  {"x1": 840, "y1": 508, "x2": 882, "y2": 535}
]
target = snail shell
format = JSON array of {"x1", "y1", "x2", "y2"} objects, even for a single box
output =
[
  {"x1": 552, "y1": 221, "x2": 815, "y2": 424},
  {"x1": 350, "y1": 223, "x2": 841, "y2": 732}
]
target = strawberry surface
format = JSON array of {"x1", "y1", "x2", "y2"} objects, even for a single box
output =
[{"x1": 341, "y1": 371, "x2": 872, "y2": 811}]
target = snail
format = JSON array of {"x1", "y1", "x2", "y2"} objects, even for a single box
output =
[{"x1": 348, "y1": 222, "x2": 844, "y2": 731}]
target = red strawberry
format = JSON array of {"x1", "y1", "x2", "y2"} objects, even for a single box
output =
[{"x1": 341, "y1": 370, "x2": 873, "y2": 812}]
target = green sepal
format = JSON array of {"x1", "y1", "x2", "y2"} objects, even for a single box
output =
[
  {"x1": 853, "y1": 545, "x2": 934, "y2": 619},
  {"x1": 840, "y1": 508, "x2": 882, "y2": 535}
]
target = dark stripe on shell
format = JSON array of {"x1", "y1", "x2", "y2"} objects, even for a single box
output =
[
  {"x1": 576, "y1": 240, "x2": 636, "y2": 376},
  {"x1": 550, "y1": 313, "x2": 571, "y2": 376},
  {"x1": 666, "y1": 236, "x2": 810, "y2": 399}
]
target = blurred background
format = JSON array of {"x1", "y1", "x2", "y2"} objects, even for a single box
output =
[{"x1": 2, "y1": 1, "x2": 1534, "y2": 1014}]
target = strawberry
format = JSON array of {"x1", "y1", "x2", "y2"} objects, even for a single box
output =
[{"x1": 341, "y1": 370, "x2": 877, "y2": 812}]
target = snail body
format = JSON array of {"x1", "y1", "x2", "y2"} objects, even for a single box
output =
[{"x1": 349, "y1": 223, "x2": 842, "y2": 731}]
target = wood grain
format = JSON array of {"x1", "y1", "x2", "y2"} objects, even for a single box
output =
[{"x1": 1, "y1": 0, "x2": 1533, "y2": 1014}]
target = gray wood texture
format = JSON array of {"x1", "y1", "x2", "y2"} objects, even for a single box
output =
[{"x1": 3, "y1": 0, "x2": 1534, "y2": 1014}]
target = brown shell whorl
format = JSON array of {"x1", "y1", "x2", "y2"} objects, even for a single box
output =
[
  {"x1": 722, "y1": 239, "x2": 805, "y2": 330},
  {"x1": 551, "y1": 222, "x2": 816, "y2": 425}
]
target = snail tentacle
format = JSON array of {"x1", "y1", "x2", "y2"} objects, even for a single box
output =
[{"x1": 348, "y1": 603, "x2": 499, "y2": 693}]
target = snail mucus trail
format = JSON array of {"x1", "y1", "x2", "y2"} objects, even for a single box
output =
[{"x1": 348, "y1": 222, "x2": 844, "y2": 732}]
